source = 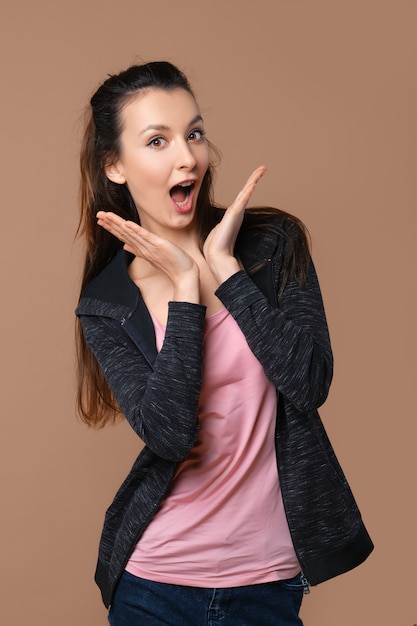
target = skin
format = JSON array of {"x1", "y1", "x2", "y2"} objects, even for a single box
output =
[{"x1": 97, "y1": 87, "x2": 266, "y2": 324}]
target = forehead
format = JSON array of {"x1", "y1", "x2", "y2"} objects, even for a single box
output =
[{"x1": 120, "y1": 88, "x2": 200, "y2": 132}]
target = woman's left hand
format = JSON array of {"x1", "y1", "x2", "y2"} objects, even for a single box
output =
[{"x1": 203, "y1": 166, "x2": 266, "y2": 284}]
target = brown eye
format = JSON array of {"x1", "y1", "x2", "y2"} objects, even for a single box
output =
[
  {"x1": 188, "y1": 129, "x2": 205, "y2": 142},
  {"x1": 147, "y1": 136, "x2": 166, "y2": 148}
]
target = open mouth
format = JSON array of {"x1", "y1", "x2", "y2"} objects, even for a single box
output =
[{"x1": 169, "y1": 181, "x2": 195, "y2": 209}]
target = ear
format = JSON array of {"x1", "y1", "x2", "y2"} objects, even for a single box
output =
[{"x1": 105, "y1": 161, "x2": 126, "y2": 185}]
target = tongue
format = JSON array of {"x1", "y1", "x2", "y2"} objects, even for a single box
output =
[{"x1": 170, "y1": 186, "x2": 187, "y2": 203}]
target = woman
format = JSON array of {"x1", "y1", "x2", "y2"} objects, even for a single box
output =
[{"x1": 76, "y1": 61, "x2": 373, "y2": 625}]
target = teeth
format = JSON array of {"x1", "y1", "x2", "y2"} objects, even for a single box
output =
[{"x1": 179, "y1": 182, "x2": 193, "y2": 187}]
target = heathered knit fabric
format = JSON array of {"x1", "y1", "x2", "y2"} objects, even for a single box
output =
[{"x1": 76, "y1": 216, "x2": 373, "y2": 608}]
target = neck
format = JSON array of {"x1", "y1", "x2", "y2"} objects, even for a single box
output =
[{"x1": 154, "y1": 224, "x2": 201, "y2": 256}]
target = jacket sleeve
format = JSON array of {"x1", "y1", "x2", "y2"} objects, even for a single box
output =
[
  {"x1": 79, "y1": 301, "x2": 206, "y2": 461},
  {"x1": 215, "y1": 236, "x2": 333, "y2": 413}
]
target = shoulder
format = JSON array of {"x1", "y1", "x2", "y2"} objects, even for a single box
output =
[
  {"x1": 237, "y1": 209, "x2": 311, "y2": 290},
  {"x1": 242, "y1": 209, "x2": 308, "y2": 242},
  {"x1": 238, "y1": 209, "x2": 309, "y2": 260}
]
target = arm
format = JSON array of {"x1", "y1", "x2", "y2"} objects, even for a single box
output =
[
  {"x1": 79, "y1": 300, "x2": 206, "y2": 461},
  {"x1": 203, "y1": 167, "x2": 332, "y2": 411},
  {"x1": 215, "y1": 239, "x2": 333, "y2": 413}
]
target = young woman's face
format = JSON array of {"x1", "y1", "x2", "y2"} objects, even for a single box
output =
[{"x1": 106, "y1": 88, "x2": 210, "y2": 237}]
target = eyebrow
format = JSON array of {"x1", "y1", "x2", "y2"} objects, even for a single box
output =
[{"x1": 139, "y1": 114, "x2": 204, "y2": 135}]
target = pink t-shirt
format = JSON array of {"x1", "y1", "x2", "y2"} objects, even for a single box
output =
[{"x1": 126, "y1": 307, "x2": 300, "y2": 586}]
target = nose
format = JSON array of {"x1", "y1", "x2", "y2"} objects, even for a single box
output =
[{"x1": 176, "y1": 138, "x2": 197, "y2": 171}]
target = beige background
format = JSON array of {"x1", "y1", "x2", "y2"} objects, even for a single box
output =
[{"x1": 1, "y1": 1, "x2": 416, "y2": 624}]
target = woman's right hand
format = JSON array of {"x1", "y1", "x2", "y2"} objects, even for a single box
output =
[{"x1": 96, "y1": 212, "x2": 200, "y2": 302}]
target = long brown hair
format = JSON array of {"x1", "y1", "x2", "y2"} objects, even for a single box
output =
[{"x1": 76, "y1": 61, "x2": 309, "y2": 427}]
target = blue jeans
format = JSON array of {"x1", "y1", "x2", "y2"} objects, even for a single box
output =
[{"x1": 108, "y1": 570, "x2": 305, "y2": 625}]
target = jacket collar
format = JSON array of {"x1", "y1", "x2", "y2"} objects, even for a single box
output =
[
  {"x1": 80, "y1": 250, "x2": 138, "y2": 310},
  {"x1": 76, "y1": 250, "x2": 157, "y2": 367}
]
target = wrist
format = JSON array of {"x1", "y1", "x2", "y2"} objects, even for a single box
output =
[
  {"x1": 172, "y1": 267, "x2": 200, "y2": 304},
  {"x1": 208, "y1": 256, "x2": 241, "y2": 284}
]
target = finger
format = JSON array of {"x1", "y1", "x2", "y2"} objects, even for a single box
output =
[
  {"x1": 97, "y1": 213, "x2": 132, "y2": 229},
  {"x1": 98, "y1": 221, "x2": 128, "y2": 243},
  {"x1": 97, "y1": 213, "x2": 145, "y2": 239},
  {"x1": 229, "y1": 165, "x2": 267, "y2": 213},
  {"x1": 245, "y1": 165, "x2": 267, "y2": 187},
  {"x1": 239, "y1": 165, "x2": 267, "y2": 199},
  {"x1": 96, "y1": 212, "x2": 141, "y2": 243},
  {"x1": 96, "y1": 217, "x2": 123, "y2": 239},
  {"x1": 96, "y1": 211, "x2": 125, "y2": 233}
]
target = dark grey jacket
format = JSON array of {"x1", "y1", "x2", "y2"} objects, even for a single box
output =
[{"x1": 76, "y1": 217, "x2": 373, "y2": 608}]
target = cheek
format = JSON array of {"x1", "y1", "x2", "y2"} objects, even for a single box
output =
[
  {"x1": 129, "y1": 158, "x2": 170, "y2": 191},
  {"x1": 198, "y1": 146, "x2": 210, "y2": 173}
]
